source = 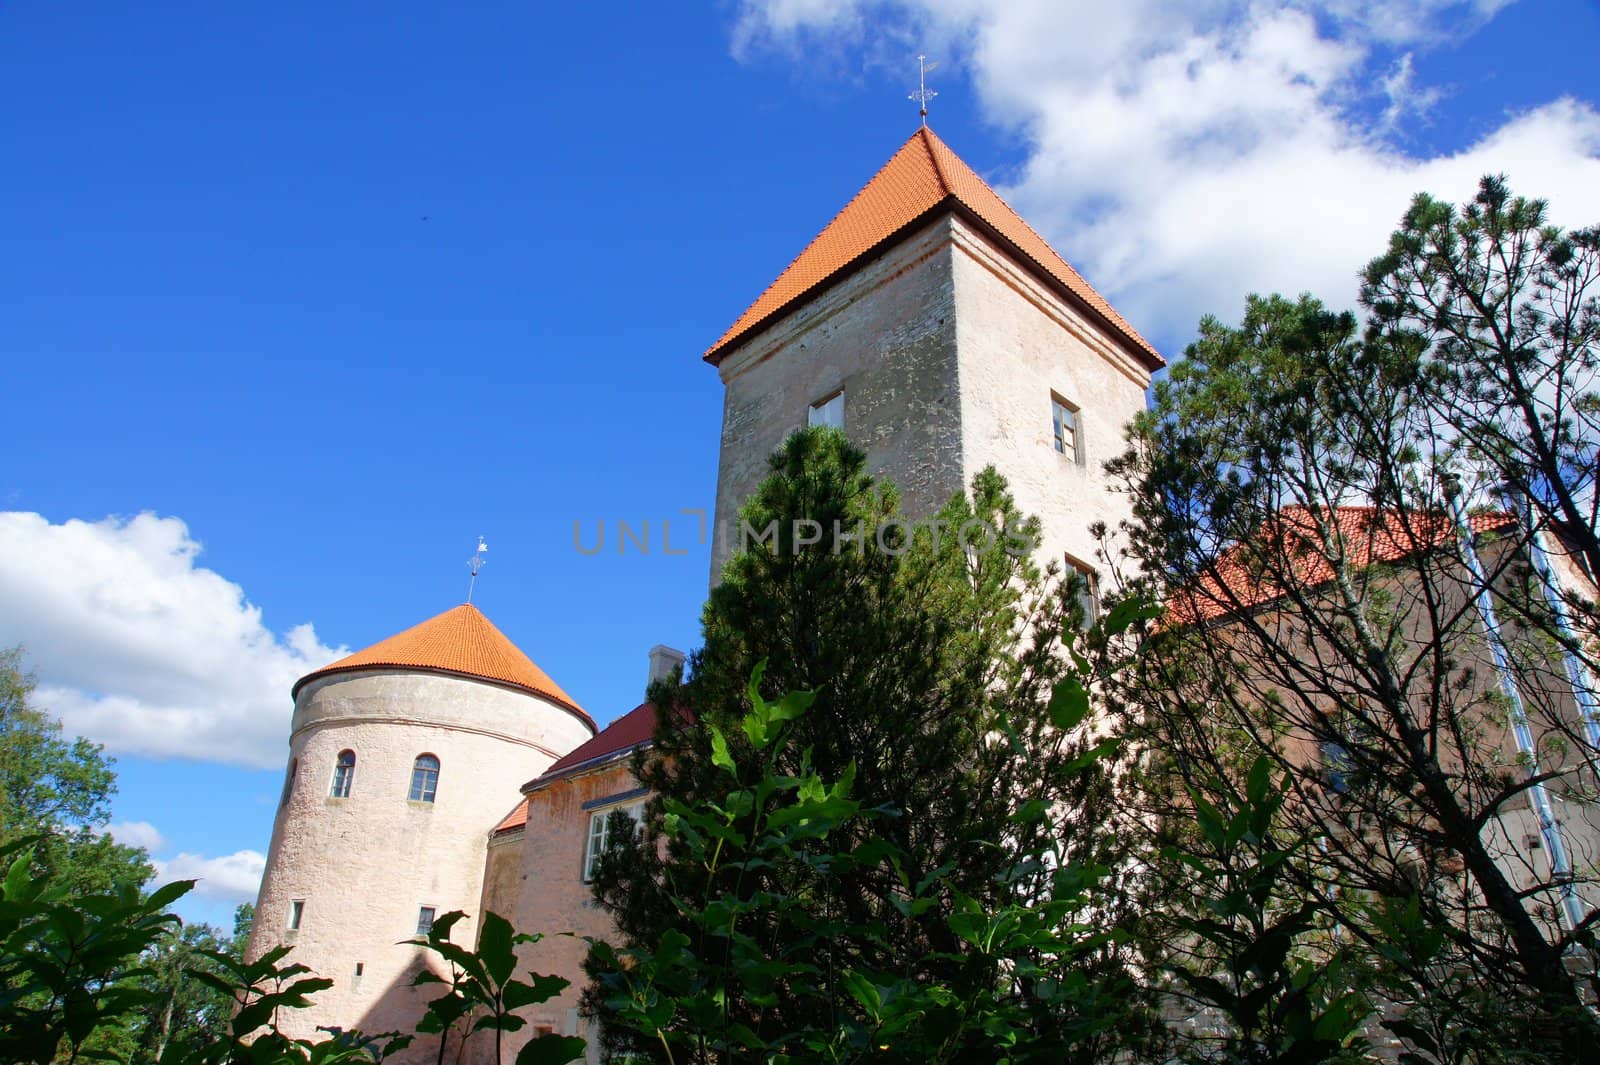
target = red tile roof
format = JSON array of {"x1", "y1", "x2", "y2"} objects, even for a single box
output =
[
  {"x1": 704, "y1": 126, "x2": 1162, "y2": 370},
  {"x1": 1173, "y1": 506, "x2": 1515, "y2": 624},
  {"x1": 492, "y1": 797, "x2": 529, "y2": 834},
  {"x1": 493, "y1": 702, "x2": 661, "y2": 835},
  {"x1": 536, "y1": 700, "x2": 657, "y2": 781},
  {"x1": 293, "y1": 603, "x2": 593, "y2": 728}
]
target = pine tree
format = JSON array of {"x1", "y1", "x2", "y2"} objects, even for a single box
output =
[{"x1": 586, "y1": 428, "x2": 1160, "y2": 1060}]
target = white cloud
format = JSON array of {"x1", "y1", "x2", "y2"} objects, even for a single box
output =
[
  {"x1": 153, "y1": 849, "x2": 266, "y2": 905},
  {"x1": 0, "y1": 512, "x2": 346, "y2": 769},
  {"x1": 106, "y1": 820, "x2": 167, "y2": 852},
  {"x1": 731, "y1": 0, "x2": 1600, "y2": 348}
]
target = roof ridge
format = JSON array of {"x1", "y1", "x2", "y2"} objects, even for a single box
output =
[
  {"x1": 919, "y1": 126, "x2": 953, "y2": 196},
  {"x1": 712, "y1": 132, "x2": 934, "y2": 357},
  {"x1": 922, "y1": 128, "x2": 1120, "y2": 320},
  {"x1": 704, "y1": 128, "x2": 1162, "y2": 368}
]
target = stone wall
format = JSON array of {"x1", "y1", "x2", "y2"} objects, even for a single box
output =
[
  {"x1": 948, "y1": 216, "x2": 1153, "y2": 572},
  {"x1": 708, "y1": 210, "x2": 1155, "y2": 586},
  {"x1": 710, "y1": 219, "x2": 963, "y2": 577},
  {"x1": 493, "y1": 760, "x2": 644, "y2": 1064}
]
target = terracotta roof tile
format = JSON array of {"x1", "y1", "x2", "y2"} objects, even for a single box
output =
[
  {"x1": 294, "y1": 603, "x2": 593, "y2": 729},
  {"x1": 492, "y1": 797, "x2": 529, "y2": 834},
  {"x1": 535, "y1": 700, "x2": 657, "y2": 783},
  {"x1": 1172, "y1": 506, "x2": 1515, "y2": 624},
  {"x1": 705, "y1": 126, "x2": 1161, "y2": 369}
]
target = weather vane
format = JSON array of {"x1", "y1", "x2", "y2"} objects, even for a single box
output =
[
  {"x1": 466, "y1": 536, "x2": 488, "y2": 604},
  {"x1": 909, "y1": 55, "x2": 938, "y2": 126}
]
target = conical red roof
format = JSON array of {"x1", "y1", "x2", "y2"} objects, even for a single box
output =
[
  {"x1": 705, "y1": 126, "x2": 1161, "y2": 369},
  {"x1": 294, "y1": 604, "x2": 592, "y2": 728}
]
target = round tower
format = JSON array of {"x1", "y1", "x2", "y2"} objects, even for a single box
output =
[{"x1": 248, "y1": 604, "x2": 595, "y2": 1050}]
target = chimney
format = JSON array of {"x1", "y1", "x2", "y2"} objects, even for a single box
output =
[{"x1": 647, "y1": 644, "x2": 686, "y2": 687}]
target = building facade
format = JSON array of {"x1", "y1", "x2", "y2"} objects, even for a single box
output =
[
  {"x1": 249, "y1": 124, "x2": 1163, "y2": 1061},
  {"x1": 247, "y1": 124, "x2": 1598, "y2": 1063},
  {"x1": 247, "y1": 605, "x2": 596, "y2": 1049}
]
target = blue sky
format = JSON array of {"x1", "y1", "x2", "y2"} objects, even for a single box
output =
[{"x1": 2, "y1": 0, "x2": 1597, "y2": 926}]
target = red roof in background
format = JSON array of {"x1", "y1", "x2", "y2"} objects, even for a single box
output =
[
  {"x1": 540, "y1": 700, "x2": 658, "y2": 779},
  {"x1": 491, "y1": 702, "x2": 661, "y2": 836},
  {"x1": 293, "y1": 604, "x2": 593, "y2": 728},
  {"x1": 492, "y1": 797, "x2": 530, "y2": 834},
  {"x1": 704, "y1": 126, "x2": 1162, "y2": 370},
  {"x1": 1173, "y1": 506, "x2": 1515, "y2": 624}
]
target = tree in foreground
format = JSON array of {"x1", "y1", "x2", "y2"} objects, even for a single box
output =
[
  {"x1": 587, "y1": 427, "x2": 1163, "y2": 1062},
  {"x1": 590, "y1": 660, "x2": 1146, "y2": 1063},
  {"x1": 1109, "y1": 178, "x2": 1600, "y2": 1062}
]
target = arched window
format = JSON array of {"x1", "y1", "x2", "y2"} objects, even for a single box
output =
[
  {"x1": 409, "y1": 754, "x2": 440, "y2": 803},
  {"x1": 330, "y1": 750, "x2": 355, "y2": 798}
]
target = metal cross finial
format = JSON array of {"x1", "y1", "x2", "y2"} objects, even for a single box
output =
[
  {"x1": 466, "y1": 536, "x2": 488, "y2": 604},
  {"x1": 909, "y1": 55, "x2": 938, "y2": 126}
]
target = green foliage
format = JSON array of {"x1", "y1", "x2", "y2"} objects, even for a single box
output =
[
  {"x1": 120, "y1": 917, "x2": 251, "y2": 1062},
  {"x1": 0, "y1": 836, "x2": 187, "y2": 1064},
  {"x1": 1361, "y1": 175, "x2": 1600, "y2": 585},
  {"x1": 590, "y1": 428, "x2": 1163, "y2": 1060},
  {"x1": 0, "y1": 825, "x2": 579, "y2": 1065},
  {"x1": 174, "y1": 939, "x2": 410, "y2": 1065},
  {"x1": 406, "y1": 910, "x2": 584, "y2": 1065},
  {"x1": 1111, "y1": 177, "x2": 1600, "y2": 1061},
  {"x1": 1164, "y1": 757, "x2": 1370, "y2": 1064},
  {"x1": 0, "y1": 647, "x2": 152, "y2": 895},
  {"x1": 590, "y1": 663, "x2": 1132, "y2": 1063}
]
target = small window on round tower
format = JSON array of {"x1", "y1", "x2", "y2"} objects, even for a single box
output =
[
  {"x1": 280, "y1": 759, "x2": 298, "y2": 808},
  {"x1": 409, "y1": 754, "x2": 440, "y2": 803},
  {"x1": 330, "y1": 750, "x2": 355, "y2": 798}
]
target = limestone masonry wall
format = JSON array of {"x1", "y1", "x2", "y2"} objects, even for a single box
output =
[
  {"x1": 711, "y1": 218, "x2": 964, "y2": 577},
  {"x1": 949, "y1": 216, "x2": 1153, "y2": 572}
]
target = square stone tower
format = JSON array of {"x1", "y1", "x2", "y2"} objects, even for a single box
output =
[{"x1": 705, "y1": 127, "x2": 1165, "y2": 584}]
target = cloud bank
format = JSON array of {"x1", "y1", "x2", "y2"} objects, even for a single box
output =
[
  {"x1": 153, "y1": 849, "x2": 267, "y2": 906},
  {"x1": 732, "y1": 0, "x2": 1600, "y2": 348},
  {"x1": 106, "y1": 820, "x2": 168, "y2": 852},
  {"x1": 108, "y1": 819, "x2": 265, "y2": 906},
  {"x1": 0, "y1": 512, "x2": 345, "y2": 769}
]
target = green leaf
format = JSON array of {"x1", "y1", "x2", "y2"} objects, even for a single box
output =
[
  {"x1": 1047, "y1": 676, "x2": 1091, "y2": 730},
  {"x1": 1245, "y1": 754, "x2": 1272, "y2": 804},
  {"x1": 841, "y1": 970, "x2": 883, "y2": 1018},
  {"x1": 504, "y1": 971, "x2": 570, "y2": 1008},
  {"x1": 143, "y1": 878, "x2": 195, "y2": 912},
  {"x1": 1102, "y1": 596, "x2": 1161, "y2": 636},
  {"x1": 478, "y1": 910, "x2": 517, "y2": 986},
  {"x1": 515, "y1": 1034, "x2": 587, "y2": 1065},
  {"x1": 709, "y1": 726, "x2": 735, "y2": 774},
  {"x1": 768, "y1": 687, "x2": 816, "y2": 724},
  {"x1": 4, "y1": 851, "x2": 33, "y2": 902}
]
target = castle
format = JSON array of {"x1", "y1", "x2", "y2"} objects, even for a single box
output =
[
  {"x1": 245, "y1": 126, "x2": 1600, "y2": 1060},
  {"x1": 247, "y1": 125, "x2": 1162, "y2": 1059}
]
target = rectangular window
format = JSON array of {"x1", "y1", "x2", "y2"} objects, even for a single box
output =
[
  {"x1": 584, "y1": 803, "x2": 643, "y2": 881},
  {"x1": 330, "y1": 751, "x2": 355, "y2": 798},
  {"x1": 808, "y1": 390, "x2": 844, "y2": 430},
  {"x1": 1322, "y1": 742, "x2": 1351, "y2": 795},
  {"x1": 1051, "y1": 395, "x2": 1081, "y2": 465},
  {"x1": 1065, "y1": 556, "x2": 1098, "y2": 629},
  {"x1": 287, "y1": 899, "x2": 304, "y2": 931},
  {"x1": 416, "y1": 906, "x2": 437, "y2": 935}
]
